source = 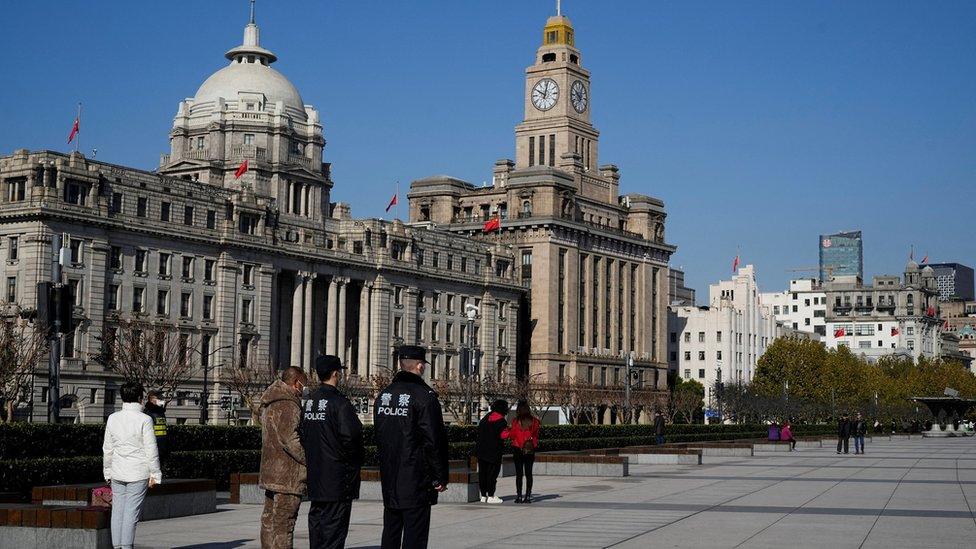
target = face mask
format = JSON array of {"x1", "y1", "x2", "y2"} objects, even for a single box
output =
[
  {"x1": 156, "y1": 400, "x2": 167, "y2": 408},
  {"x1": 300, "y1": 384, "x2": 310, "y2": 397}
]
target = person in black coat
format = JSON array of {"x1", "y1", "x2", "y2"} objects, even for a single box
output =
[
  {"x1": 300, "y1": 355, "x2": 364, "y2": 549},
  {"x1": 374, "y1": 346, "x2": 449, "y2": 549},
  {"x1": 837, "y1": 414, "x2": 851, "y2": 454},
  {"x1": 474, "y1": 400, "x2": 510, "y2": 503},
  {"x1": 143, "y1": 391, "x2": 169, "y2": 460}
]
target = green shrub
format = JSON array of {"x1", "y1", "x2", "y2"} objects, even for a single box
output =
[{"x1": 0, "y1": 456, "x2": 103, "y2": 497}]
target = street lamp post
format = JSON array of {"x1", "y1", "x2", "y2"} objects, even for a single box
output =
[
  {"x1": 465, "y1": 304, "x2": 479, "y2": 424},
  {"x1": 194, "y1": 342, "x2": 231, "y2": 424}
]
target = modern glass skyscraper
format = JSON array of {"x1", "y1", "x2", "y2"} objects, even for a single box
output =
[{"x1": 819, "y1": 231, "x2": 863, "y2": 282}]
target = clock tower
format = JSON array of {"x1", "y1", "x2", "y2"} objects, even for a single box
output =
[{"x1": 515, "y1": 10, "x2": 600, "y2": 172}]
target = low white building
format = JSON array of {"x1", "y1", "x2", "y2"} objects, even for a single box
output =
[
  {"x1": 668, "y1": 265, "x2": 782, "y2": 406},
  {"x1": 761, "y1": 278, "x2": 827, "y2": 338}
]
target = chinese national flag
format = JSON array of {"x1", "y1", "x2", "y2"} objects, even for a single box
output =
[
  {"x1": 483, "y1": 217, "x2": 500, "y2": 233},
  {"x1": 834, "y1": 328, "x2": 846, "y2": 338},
  {"x1": 234, "y1": 159, "x2": 249, "y2": 179},
  {"x1": 891, "y1": 327, "x2": 899, "y2": 336},
  {"x1": 731, "y1": 255, "x2": 740, "y2": 273},
  {"x1": 921, "y1": 254, "x2": 928, "y2": 265},
  {"x1": 926, "y1": 306, "x2": 936, "y2": 317},
  {"x1": 385, "y1": 193, "x2": 398, "y2": 212},
  {"x1": 67, "y1": 117, "x2": 79, "y2": 144}
]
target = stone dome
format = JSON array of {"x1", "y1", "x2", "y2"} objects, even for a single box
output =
[
  {"x1": 906, "y1": 259, "x2": 920, "y2": 272},
  {"x1": 922, "y1": 265, "x2": 935, "y2": 277},
  {"x1": 193, "y1": 61, "x2": 305, "y2": 115}
]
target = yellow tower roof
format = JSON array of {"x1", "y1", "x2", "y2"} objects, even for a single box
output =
[{"x1": 542, "y1": 15, "x2": 575, "y2": 47}]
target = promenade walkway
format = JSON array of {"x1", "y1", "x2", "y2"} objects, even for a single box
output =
[{"x1": 138, "y1": 436, "x2": 976, "y2": 548}]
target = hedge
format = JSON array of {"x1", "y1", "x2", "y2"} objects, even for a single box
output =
[{"x1": 0, "y1": 422, "x2": 838, "y2": 461}]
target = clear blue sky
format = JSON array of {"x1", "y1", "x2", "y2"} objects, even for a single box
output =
[{"x1": 2, "y1": 1, "x2": 974, "y2": 297}]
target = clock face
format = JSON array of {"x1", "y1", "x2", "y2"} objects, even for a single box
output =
[
  {"x1": 571, "y1": 80, "x2": 588, "y2": 113},
  {"x1": 531, "y1": 78, "x2": 559, "y2": 111}
]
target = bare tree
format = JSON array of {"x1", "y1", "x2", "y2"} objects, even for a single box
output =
[
  {"x1": 432, "y1": 376, "x2": 471, "y2": 424},
  {"x1": 222, "y1": 351, "x2": 276, "y2": 425},
  {"x1": 0, "y1": 311, "x2": 48, "y2": 422},
  {"x1": 90, "y1": 319, "x2": 195, "y2": 398}
]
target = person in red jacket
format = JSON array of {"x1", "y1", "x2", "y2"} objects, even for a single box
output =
[
  {"x1": 780, "y1": 420, "x2": 796, "y2": 451},
  {"x1": 509, "y1": 400, "x2": 540, "y2": 504}
]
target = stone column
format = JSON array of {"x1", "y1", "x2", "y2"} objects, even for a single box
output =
[
  {"x1": 357, "y1": 282, "x2": 371, "y2": 376},
  {"x1": 369, "y1": 276, "x2": 393, "y2": 376},
  {"x1": 337, "y1": 278, "x2": 348, "y2": 363},
  {"x1": 257, "y1": 266, "x2": 278, "y2": 368},
  {"x1": 583, "y1": 254, "x2": 594, "y2": 351},
  {"x1": 290, "y1": 272, "x2": 304, "y2": 367},
  {"x1": 303, "y1": 272, "x2": 317, "y2": 371},
  {"x1": 326, "y1": 277, "x2": 339, "y2": 355},
  {"x1": 597, "y1": 256, "x2": 607, "y2": 352},
  {"x1": 609, "y1": 259, "x2": 619, "y2": 355}
]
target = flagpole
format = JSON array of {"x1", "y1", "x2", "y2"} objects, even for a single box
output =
[
  {"x1": 395, "y1": 180, "x2": 399, "y2": 221},
  {"x1": 75, "y1": 103, "x2": 82, "y2": 154}
]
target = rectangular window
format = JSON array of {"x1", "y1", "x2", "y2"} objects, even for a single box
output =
[
  {"x1": 684, "y1": 369, "x2": 691, "y2": 379},
  {"x1": 135, "y1": 250, "x2": 147, "y2": 272},
  {"x1": 64, "y1": 180, "x2": 87, "y2": 205},
  {"x1": 206, "y1": 210, "x2": 216, "y2": 229},
  {"x1": 698, "y1": 332, "x2": 705, "y2": 343},
  {"x1": 244, "y1": 133, "x2": 254, "y2": 145},
  {"x1": 180, "y1": 292, "x2": 192, "y2": 318},
  {"x1": 156, "y1": 289, "x2": 169, "y2": 315},
  {"x1": 182, "y1": 256, "x2": 194, "y2": 279},
  {"x1": 8, "y1": 236, "x2": 18, "y2": 260},
  {"x1": 242, "y1": 264, "x2": 254, "y2": 286},
  {"x1": 132, "y1": 287, "x2": 145, "y2": 312},
  {"x1": 238, "y1": 213, "x2": 259, "y2": 235},
  {"x1": 6, "y1": 276, "x2": 16, "y2": 302},
  {"x1": 107, "y1": 284, "x2": 120, "y2": 311},
  {"x1": 196, "y1": 136, "x2": 205, "y2": 150},
  {"x1": 538, "y1": 134, "x2": 545, "y2": 166},
  {"x1": 241, "y1": 298, "x2": 252, "y2": 323},
  {"x1": 521, "y1": 250, "x2": 533, "y2": 287},
  {"x1": 158, "y1": 253, "x2": 171, "y2": 277},
  {"x1": 137, "y1": 196, "x2": 148, "y2": 217},
  {"x1": 698, "y1": 351, "x2": 705, "y2": 360},
  {"x1": 203, "y1": 294, "x2": 214, "y2": 320},
  {"x1": 110, "y1": 246, "x2": 123, "y2": 269},
  {"x1": 204, "y1": 259, "x2": 216, "y2": 282},
  {"x1": 528, "y1": 136, "x2": 535, "y2": 167},
  {"x1": 549, "y1": 133, "x2": 555, "y2": 167},
  {"x1": 716, "y1": 350, "x2": 722, "y2": 360},
  {"x1": 160, "y1": 201, "x2": 171, "y2": 222},
  {"x1": 183, "y1": 205, "x2": 194, "y2": 226},
  {"x1": 111, "y1": 192, "x2": 123, "y2": 214},
  {"x1": 716, "y1": 331, "x2": 722, "y2": 342},
  {"x1": 670, "y1": 332, "x2": 677, "y2": 343},
  {"x1": 684, "y1": 332, "x2": 690, "y2": 343},
  {"x1": 684, "y1": 351, "x2": 691, "y2": 361},
  {"x1": 698, "y1": 369, "x2": 705, "y2": 379},
  {"x1": 69, "y1": 238, "x2": 83, "y2": 264},
  {"x1": 7, "y1": 178, "x2": 26, "y2": 202}
]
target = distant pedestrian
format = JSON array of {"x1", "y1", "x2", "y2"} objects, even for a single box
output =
[
  {"x1": 836, "y1": 414, "x2": 851, "y2": 454},
  {"x1": 102, "y1": 381, "x2": 161, "y2": 549},
  {"x1": 374, "y1": 345, "x2": 450, "y2": 549},
  {"x1": 768, "y1": 421, "x2": 781, "y2": 441},
  {"x1": 301, "y1": 355, "x2": 364, "y2": 549},
  {"x1": 143, "y1": 391, "x2": 169, "y2": 460},
  {"x1": 853, "y1": 413, "x2": 867, "y2": 455},
  {"x1": 259, "y1": 367, "x2": 308, "y2": 549},
  {"x1": 510, "y1": 400, "x2": 540, "y2": 504},
  {"x1": 780, "y1": 420, "x2": 796, "y2": 451},
  {"x1": 475, "y1": 399, "x2": 510, "y2": 504},
  {"x1": 654, "y1": 410, "x2": 666, "y2": 445}
]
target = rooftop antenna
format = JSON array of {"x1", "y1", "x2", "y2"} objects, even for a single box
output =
[
  {"x1": 249, "y1": 0, "x2": 255, "y2": 24},
  {"x1": 556, "y1": 0, "x2": 562, "y2": 16}
]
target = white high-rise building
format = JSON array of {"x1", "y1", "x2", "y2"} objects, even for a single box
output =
[
  {"x1": 668, "y1": 265, "x2": 782, "y2": 405},
  {"x1": 761, "y1": 278, "x2": 827, "y2": 338}
]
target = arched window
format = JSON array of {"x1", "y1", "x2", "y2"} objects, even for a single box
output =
[
  {"x1": 542, "y1": 52, "x2": 556, "y2": 62},
  {"x1": 521, "y1": 200, "x2": 532, "y2": 217}
]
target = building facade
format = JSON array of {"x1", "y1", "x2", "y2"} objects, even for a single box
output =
[
  {"x1": 668, "y1": 268, "x2": 696, "y2": 306},
  {"x1": 668, "y1": 266, "x2": 781, "y2": 404},
  {"x1": 0, "y1": 14, "x2": 523, "y2": 423},
  {"x1": 761, "y1": 278, "x2": 827, "y2": 338},
  {"x1": 819, "y1": 230, "x2": 863, "y2": 282},
  {"x1": 407, "y1": 13, "x2": 675, "y2": 399},
  {"x1": 927, "y1": 263, "x2": 975, "y2": 302}
]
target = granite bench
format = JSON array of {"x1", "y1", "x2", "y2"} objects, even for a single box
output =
[
  {"x1": 32, "y1": 479, "x2": 216, "y2": 521},
  {"x1": 499, "y1": 453, "x2": 629, "y2": 477},
  {"x1": 752, "y1": 441, "x2": 793, "y2": 452},
  {"x1": 0, "y1": 504, "x2": 111, "y2": 549},
  {"x1": 617, "y1": 447, "x2": 702, "y2": 465},
  {"x1": 674, "y1": 442, "x2": 754, "y2": 457}
]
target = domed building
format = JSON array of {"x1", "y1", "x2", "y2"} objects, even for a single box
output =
[{"x1": 160, "y1": 9, "x2": 330, "y2": 223}]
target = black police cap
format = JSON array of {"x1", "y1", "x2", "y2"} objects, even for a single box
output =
[
  {"x1": 314, "y1": 355, "x2": 345, "y2": 379},
  {"x1": 397, "y1": 345, "x2": 428, "y2": 363}
]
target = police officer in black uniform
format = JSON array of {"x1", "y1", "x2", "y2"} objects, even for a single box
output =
[
  {"x1": 374, "y1": 345, "x2": 449, "y2": 549},
  {"x1": 300, "y1": 355, "x2": 364, "y2": 549},
  {"x1": 144, "y1": 391, "x2": 169, "y2": 460}
]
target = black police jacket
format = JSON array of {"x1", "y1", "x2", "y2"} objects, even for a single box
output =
[
  {"x1": 299, "y1": 384, "x2": 364, "y2": 502},
  {"x1": 143, "y1": 402, "x2": 169, "y2": 457},
  {"x1": 373, "y1": 371, "x2": 450, "y2": 509}
]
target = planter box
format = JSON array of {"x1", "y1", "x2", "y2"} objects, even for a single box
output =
[
  {"x1": 0, "y1": 504, "x2": 111, "y2": 549},
  {"x1": 752, "y1": 442, "x2": 792, "y2": 452},
  {"x1": 500, "y1": 453, "x2": 629, "y2": 477},
  {"x1": 617, "y1": 448, "x2": 702, "y2": 465},
  {"x1": 32, "y1": 480, "x2": 216, "y2": 521}
]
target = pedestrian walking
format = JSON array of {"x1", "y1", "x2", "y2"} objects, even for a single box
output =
[
  {"x1": 475, "y1": 399, "x2": 510, "y2": 504},
  {"x1": 301, "y1": 355, "x2": 364, "y2": 549},
  {"x1": 143, "y1": 390, "x2": 169, "y2": 460},
  {"x1": 780, "y1": 420, "x2": 796, "y2": 451},
  {"x1": 102, "y1": 381, "x2": 161, "y2": 549},
  {"x1": 836, "y1": 414, "x2": 851, "y2": 454},
  {"x1": 259, "y1": 366, "x2": 308, "y2": 549},
  {"x1": 654, "y1": 410, "x2": 666, "y2": 445},
  {"x1": 374, "y1": 345, "x2": 450, "y2": 549},
  {"x1": 509, "y1": 400, "x2": 540, "y2": 504},
  {"x1": 853, "y1": 412, "x2": 867, "y2": 455}
]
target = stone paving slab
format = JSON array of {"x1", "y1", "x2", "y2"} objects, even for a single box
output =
[{"x1": 134, "y1": 437, "x2": 976, "y2": 548}]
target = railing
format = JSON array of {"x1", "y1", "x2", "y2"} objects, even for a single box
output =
[
  {"x1": 232, "y1": 145, "x2": 267, "y2": 160},
  {"x1": 229, "y1": 111, "x2": 268, "y2": 121},
  {"x1": 183, "y1": 149, "x2": 211, "y2": 160},
  {"x1": 288, "y1": 155, "x2": 313, "y2": 170}
]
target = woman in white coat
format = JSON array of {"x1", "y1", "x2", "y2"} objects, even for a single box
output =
[{"x1": 102, "y1": 382, "x2": 161, "y2": 549}]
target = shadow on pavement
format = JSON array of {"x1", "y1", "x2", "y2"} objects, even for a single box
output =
[{"x1": 173, "y1": 540, "x2": 252, "y2": 549}]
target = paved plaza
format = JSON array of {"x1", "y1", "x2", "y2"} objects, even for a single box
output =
[{"x1": 138, "y1": 436, "x2": 976, "y2": 548}]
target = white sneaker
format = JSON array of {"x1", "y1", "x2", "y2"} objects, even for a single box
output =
[
  {"x1": 486, "y1": 496, "x2": 503, "y2": 504},
  {"x1": 480, "y1": 496, "x2": 488, "y2": 503}
]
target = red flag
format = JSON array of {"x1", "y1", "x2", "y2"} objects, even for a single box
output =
[
  {"x1": 944, "y1": 320, "x2": 950, "y2": 330},
  {"x1": 234, "y1": 159, "x2": 249, "y2": 179},
  {"x1": 483, "y1": 217, "x2": 500, "y2": 233},
  {"x1": 834, "y1": 328, "x2": 846, "y2": 338},
  {"x1": 67, "y1": 117, "x2": 79, "y2": 144},
  {"x1": 891, "y1": 327, "x2": 899, "y2": 336},
  {"x1": 921, "y1": 254, "x2": 928, "y2": 264},
  {"x1": 385, "y1": 193, "x2": 398, "y2": 212},
  {"x1": 731, "y1": 255, "x2": 740, "y2": 273},
  {"x1": 926, "y1": 306, "x2": 936, "y2": 317}
]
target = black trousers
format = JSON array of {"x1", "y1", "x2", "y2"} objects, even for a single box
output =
[
  {"x1": 837, "y1": 437, "x2": 850, "y2": 453},
  {"x1": 308, "y1": 500, "x2": 352, "y2": 549},
  {"x1": 513, "y1": 448, "x2": 535, "y2": 496},
  {"x1": 381, "y1": 505, "x2": 431, "y2": 549},
  {"x1": 478, "y1": 459, "x2": 501, "y2": 497}
]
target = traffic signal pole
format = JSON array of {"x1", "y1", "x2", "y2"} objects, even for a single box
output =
[{"x1": 47, "y1": 233, "x2": 65, "y2": 423}]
